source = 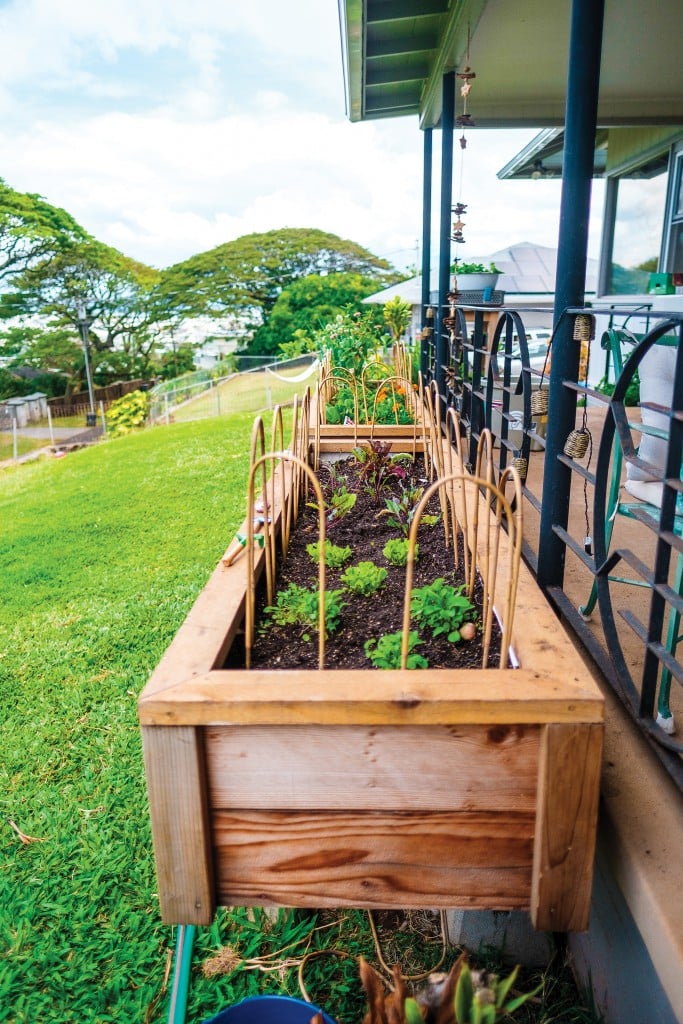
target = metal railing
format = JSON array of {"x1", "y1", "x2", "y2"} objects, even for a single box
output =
[{"x1": 428, "y1": 301, "x2": 683, "y2": 790}]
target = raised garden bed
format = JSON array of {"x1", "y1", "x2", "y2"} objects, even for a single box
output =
[{"x1": 138, "y1": 390, "x2": 604, "y2": 934}]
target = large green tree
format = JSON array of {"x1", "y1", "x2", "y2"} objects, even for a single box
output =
[
  {"x1": 156, "y1": 228, "x2": 398, "y2": 342},
  {"x1": 0, "y1": 178, "x2": 88, "y2": 284},
  {"x1": 250, "y1": 271, "x2": 384, "y2": 356},
  {"x1": 1, "y1": 240, "x2": 160, "y2": 351}
]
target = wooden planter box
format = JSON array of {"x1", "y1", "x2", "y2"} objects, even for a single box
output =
[{"x1": 138, "y1": 430, "x2": 604, "y2": 933}]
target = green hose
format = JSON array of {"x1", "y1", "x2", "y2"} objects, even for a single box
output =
[{"x1": 168, "y1": 924, "x2": 197, "y2": 1024}]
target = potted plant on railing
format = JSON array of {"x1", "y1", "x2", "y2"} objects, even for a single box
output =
[{"x1": 452, "y1": 261, "x2": 501, "y2": 293}]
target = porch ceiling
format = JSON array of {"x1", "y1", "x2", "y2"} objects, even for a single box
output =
[{"x1": 341, "y1": 0, "x2": 683, "y2": 129}]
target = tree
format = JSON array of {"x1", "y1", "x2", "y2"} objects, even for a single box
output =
[
  {"x1": 0, "y1": 177, "x2": 88, "y2": 284},
  {"x1": 18, "y1": 326, "x2": 85, "y2": 398},
  {"x1": 156, "y1": 228, "x2": 399, "y2": 343},
  {"x1": 250, "y1": 271, "x2": 384, "y2": 356},
  {"x1": 1, "y1": 240, "x2": 161, "y2": 350},
  {"x1": 158, "y1": 343, "x2": 197, "y2": 380}
]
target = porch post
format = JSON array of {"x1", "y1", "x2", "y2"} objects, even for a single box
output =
[
  {"x1": 436, "y1": 71, "x2": 455, "y2": 401},
  {"x1": 420, "y1": 128, "x2": 433, "y2": 379},
  {"x1": 537, "y1": 0, "x2": 605, "y2": 590}
]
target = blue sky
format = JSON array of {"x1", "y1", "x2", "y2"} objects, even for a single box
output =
[{"x1": 0, "y1": 0, "x2": 602, "y2": 272}]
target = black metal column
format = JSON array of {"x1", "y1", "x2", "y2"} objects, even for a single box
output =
[
  {"x1": 420, "y1": 128, "x2": 433, "y2": 379},
  {"x1": 436, "y1": 71, "x2": 455, "y2": 401},
  {"x1": 537, "y1": 0, "x2": 605, "y2": 590}
]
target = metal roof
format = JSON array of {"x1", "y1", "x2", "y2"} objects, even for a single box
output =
[{"x1": 340, "y1": 0, "x2": 683, "y2": 129}]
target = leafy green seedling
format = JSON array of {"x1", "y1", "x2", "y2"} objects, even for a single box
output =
[
  {"x1": 410, "y1": 578, "x2": 476, "y2": 643},
  {"x1": 365, "y1": 630, "x2": 428, "y2": 669},
  {"x1": 341, "y1": 560, "x2": 388, "y2": 596},
  {"x1": 380, "y1": 484, "x2": 425, "y2": 537},
  {"x1": 306, "y1": 541, "x2": 353, "y2": 568},
  {"x1": 383, "y1": 537, "x2": 417, "y2": 567},
  {"x1": 264, "y1": 583, "x2": 344, "y2": 637}
]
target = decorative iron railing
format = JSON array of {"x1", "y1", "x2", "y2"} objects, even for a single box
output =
[{"x1": 428, "y1": 301, "x2": 683, "y2": 790}]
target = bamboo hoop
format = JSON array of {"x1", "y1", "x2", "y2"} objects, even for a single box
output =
[
  {"x1": 246, "y1": 452, "x2": 327, "y2": 670},
  {"x1": 270, "y1": 405, "x2": 290, "y2": 558},
  {"x1": 249, "y1": 417, "x2": 275, "y2": 607},
  {"x1": 401, "y1": 469, "x2": 522, "y2": 670}
]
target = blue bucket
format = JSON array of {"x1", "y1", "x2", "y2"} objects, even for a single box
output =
[{"x1": 203, "y1": 994, "x2": 337, "y2": 1024}]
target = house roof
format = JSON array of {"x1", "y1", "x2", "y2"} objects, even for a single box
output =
[
  {"x1": 340, "y1": 1, "x2": 683, "y2": 129},
  {"x1": 363, "y1": 241, "x2": 598, "y2": 304}
]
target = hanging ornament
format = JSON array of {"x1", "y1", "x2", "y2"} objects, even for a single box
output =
[{"x1": 459, "y1": 133, "x2": 467, "y2": 150}]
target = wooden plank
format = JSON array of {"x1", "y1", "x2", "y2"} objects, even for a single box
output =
[
  {"x1": 205, "y1": 724, "x2": 539, "y2": 811},
  {"x1": 318, "y1": 439, "x2": 426, "y2": 453},
  {"x1": 139, "y1": 669, "x2": 605, "y2": 726},
  {"x1": 141, "y1": 725, "x2": 215, "y2": 925},
  {"x1": 531, "y1": 722, "x2": 603, "y2": 932},
  {"x1": 213, "y1": 809, "x2": 533, "y2": 909}
]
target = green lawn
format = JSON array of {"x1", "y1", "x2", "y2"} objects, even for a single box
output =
[
  {"x1": 0, "y1": 432, "x2": 48, "y2": 463},
  {"x1": 0, "y1": 416, "x2": 257, "y2": 1022},
  {"x1": 0, "y1": 415, "x2": 600, "y2": 1024}
]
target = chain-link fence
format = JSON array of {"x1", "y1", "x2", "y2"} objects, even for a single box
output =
[{"x1": 148, "y1": 355, "x2": 319, "y2": 424}]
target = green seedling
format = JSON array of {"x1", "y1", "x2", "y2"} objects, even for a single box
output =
[
  {"x1": 264, "y1": 583, "x2": 344, "y2": 637},
  {"x1": 365, "y1": 630, "x2": 428, "y2": 669},
  {"x1": 410, "y1": 578, "x2": 476, "y2": 643},
  {"x1": 383, "y1": 537, "x2": 417, "y2": 567},
  {"x1": 306, "y1": 541, "x2": 353, "y2": 568},
  {"x1": 341, "y1": 560, "x2": 388, "y2": 596}
]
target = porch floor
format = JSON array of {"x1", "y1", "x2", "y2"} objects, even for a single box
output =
[{"x1": 521, "y1": 405, "x2": 683, "y2": 1020}]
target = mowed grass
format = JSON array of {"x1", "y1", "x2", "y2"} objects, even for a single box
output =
[
  {"x1": 0, "y1": 415, "x2": 257, "y2": 1023},
  {"x1": 0, "y1": 432, "x2": 47, "y2": 463}
]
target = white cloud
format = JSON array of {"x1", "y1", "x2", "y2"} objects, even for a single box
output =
[{"x1": 0, "y1": 0, "x2": 600, "y2": 274}]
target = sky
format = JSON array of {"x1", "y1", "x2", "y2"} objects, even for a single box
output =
[{"x1": 0, "y1": 0, "x2": 606, "y2": 274}]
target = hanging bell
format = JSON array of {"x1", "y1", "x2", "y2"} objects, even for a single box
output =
[
  {"x1": 573, "y1": 314, "x2": 596, "y2": 342},
  {"x1": 564, "y1": 427, "x2": 591, "y2": 459},
  {"x1": 531, "y1": 385, "x2": 549, "y2": 416},
  {"x1": 511, "y1": 456, "x2": 528, "y2": 482},
  {"x1": 456, "y1": 113, "x2": 476, "y2": 128}
]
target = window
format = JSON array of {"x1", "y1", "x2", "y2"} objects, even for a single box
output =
[
  {"x1": 663, "y1": 144, "x2": 683, "y2": 274},
  {"x1": 606, "y1": 161, "x2": 668, "y2": 294}
]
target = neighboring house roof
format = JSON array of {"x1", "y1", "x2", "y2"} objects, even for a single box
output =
[
  {"x1": 483, "y1": 242, "x2": 598, "y2": 295},
  {"x1": 363, "y1": 242, "x2": 598, "y2": 305}
]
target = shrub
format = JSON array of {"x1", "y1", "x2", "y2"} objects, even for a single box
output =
[{"x1": 106, "y1": 390, "x2": 150, "y2": 438}]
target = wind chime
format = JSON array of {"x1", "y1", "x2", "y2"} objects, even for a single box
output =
[
  {"x1": 564, "y1": 313, "x2": 596, "y2": 554},
  {"x1": 443, "y1": 48, "x2": 477, "y2": 397}
]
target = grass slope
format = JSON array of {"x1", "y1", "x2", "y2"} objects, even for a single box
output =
[{"x1": 0, "y1": 417, "x2": 255, "y2": 1023}]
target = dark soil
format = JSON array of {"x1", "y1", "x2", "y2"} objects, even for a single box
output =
[{"x1": 237, "y1": 453, "x2": 502, "y2": 671}]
